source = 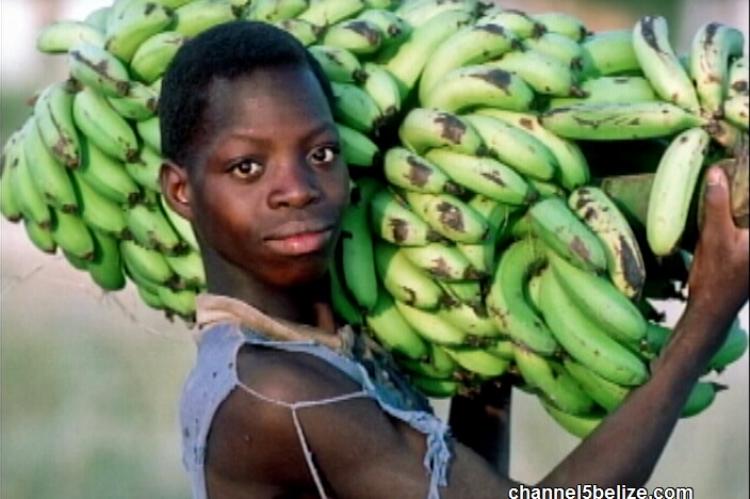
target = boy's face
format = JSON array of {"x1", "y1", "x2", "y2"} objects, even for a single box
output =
[{"x1": 165, "y1": 65, "x2": 350, "y2": 288}]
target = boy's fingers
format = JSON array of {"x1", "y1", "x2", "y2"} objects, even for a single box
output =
[{"x1": 702, "y1": 167, "x2": 734, "y2": 232}]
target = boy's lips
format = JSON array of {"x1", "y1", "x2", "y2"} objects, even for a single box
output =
[{"x1": 264, "y1": 221, "x2": 334, "y2": 256}]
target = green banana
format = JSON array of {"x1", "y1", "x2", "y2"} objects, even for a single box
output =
[
  {"x1": 410, "y1": 376, "x2": 459, "y2": 398},
  {"x1": 275, "y1": 19, "x2": 321, "y2": 46},
  {"x1": 50, "y1": 209, "x2": 95, "y2": 261},
  {"x1": 369, "y1": 189, "x2": 444, "y2": 246},
  {"x1": 33, "y1": 81, "x2": 81, "y2": 168},
  {"x1": 72, "y1": 170, "x2": 128, "y2": 238},
  {"x1": 105, "y1": 0, "x2": 175, "y2": 63},
  {"x1": 401, "y1": 242, "x2": 482, "y2": 281},
  {"x1": 308, "y1": 45, "x2": 367, "y2": 84},
  {"x1": 724, "y1": 94, "x2": 749, "y2": 131},
  {"x1": 362, "y1": 63, "x2": 401, "y2": 118},
  {"x1": 246, "y1": 0, "x2": 308, "y2": 22},
  {"x1": 373, "y1": 240, "x2": 443, "y2": 309},
  {"x1": 463, "y1": 114, "x2": 557, "y2": 181},
  {"x1": 489, "y1": 49, "x2": 580, "y2": 97},
  {"x1": 422, "y1": 64, "x2": 534, "y2": 114},
  {"x1": 159, "y1": 195, "x2": 199, "y2": 251},
  {"x1": 581, "y1": 30, "x2": 640, "y2": 77},
  {"x1": 365, "y1": 289, "x2": 429, "y2": 360},
  {"x1": 541, "y1": 400, "x2": 603, "y2": 438},
  {"x1": 689, "y1": 23, "x2": 744, "y2": 116},
  {"x1": 522, "y1": 32, "x2": 586, "y2": 72},
  {"x1": 121, "y1": 239, "x2": 174, "y2": 285},
  {"x1": 647, "y1": 127, "x2": 710, "y2": 256},
  {"x1": 528, "y1": 197, "x2": 607, "y2": 272},
  {"x1": 399, "y1": 343, "x2": 457, "y2": 379},
  {"x1": 568, "y1": 186, "x2": 646, "y2": 299},
  {"x1": 525, "y1": 269, "x2": 544, "y2": 312},
  {"x1": 68, "y1": 42, "x2": 131, "y2": 97},
  {"x1": 330, "y1": 256, "x2": 363, "y2": 326},
  {"x1": 136, "y1": 116, "x2": 162, "y2": 153},
  {"x1": 24, "y1": 219, "x2": 57, "y2": 254},
  {"x1": 682, "y1": 381, "x2": 724, "y2": 418},
  {"x1": 402, "y1": 190, "x2": 489, "y2": 244},
  {"x1": 126, "y1": 202, "x2": 185, "y2": 254},
  {"x1": 8, "y1": 126, "x2": 52, "y2": 228},
  {"x1": 0, "y1": 148, "x2": 22, "y2": 222},
  {"x1": 727, "y1": 56, "x2": 748, "y2": 99},
  {"x1": 73, "y1": 87, "x2": 139, "y2": 162},
  {"x1": 87, "y1": 229, "x2": 126, "y2": 291},
  {"x1": 532, "y1": 12, "x2": 587, "y2": 42},
  {"x1": 547, "y1": 251, "x2": 647, "y2": 344},
  {"x1": 78, "y1": 137, "x2": 141, "y2": 205},
  {"x1": 540, "y1": 102, "x2": 705, "y2": 141},
  {"x1": 130, "y1": 31, "x2": 186, "y2": 84},
  {"x1": 336, "y1": 123, "x2": 379, "y2": 167},
  {"x1": 564, "y1": 358, "x2": 631, "y2": 413},
  {"x1": 165, "y1": 250, "x2": 206, "y2": 289},
  {"x1": 394, "y1": 300, "x2": 467, "y2": 345},
  {"x1": 383, "y1": 147, "x2": 463, "y2": 195},
  {"x1": 486, "y1": 238, "x2": 558, "y2": 355},
  {"x1": 36, "y1": 21, "x2": 105, "y2": 53},
  {"x1": 357, "y1": 9, "x2": 410, "y2": 47},
  {"x1": 444, "y1": 346, "x2": 509, "y2": 377},
  {"x1": 529, "y1": 179, "x2": 565, "y2": 199},
  {"x1": 397, "y1": 0, "x2": 476, "y2": 28},
  {"x1": 323, "y1": 19, "x2": 383, "y2": 55},
  {"x1": 424, "y1": 148, "x2": 533, "y2": 205},
  {"x1": 477, "y1": 9, "x2": 541, "y2": 39},
  {"x1": 708, "y1": 320, "x2": 749, "y2": 372},
  {"x1": 514, "y1": 345, "x2": 595, "y2": 415},
  {"x1": 24, "y1": 117, "x2": 79, "y2": 213},
  {"x1": 398, "y1": 108, "x2": 484, "y2": 156},
  {"x1": 632, "y1": 16, "x2": 700, "y2": 113},
  {"x1": 330, "y1": 82, "x2": 383, "y2": 134},
  {"x1": 439, "y1": 303, "x2": 500, "y2": 339},
  {"x1": 158, "y1": 286, "x2": 197, "y2": 319},
  {"x1": 485, "y1": 339, "x2": 515, "y2": 361},
  {"x1": 341, "y1": 178, "x2": 380, "y2": 310},
  {"x1": 418, "y1": 22, "x2": 518, "y2": 102},
  {"x1": 64, "y1": 248, "x2": 90, "y2": 270},
  {"x1": 297, "y1": 0, "x2": 365, "y2": 27},
  {"x1": 136, "y1": 282, "x2": 164, "y2": 310},
  {"x1": 547, "y1": 76, "x2": 658, "y2": 109},
  {"x1": 125, "y1": 145, "x2": 164, "y2": 194},
  {"x1": 385, "y1": 9, "x2": 473, "y2": 98},
  {"x1": 538, "y1": 268, "x2": 649, "y2": 386},
  {"x1": 475, "y1": 108, "x2": 589, "y2": 190},
  {"x1": 174, "y1": 0, "x2": 238, "y2": 37},
  {"x1": 436, "y1": 279, "x2": 483, "y2": 309},
  {"x1": 108, "y1": 81, "x2": 159, "y2": 120}
]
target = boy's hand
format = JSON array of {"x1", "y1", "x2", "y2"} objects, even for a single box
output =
[{"x1": 687, "y1": 167, "x2": 749, "y2": 324}]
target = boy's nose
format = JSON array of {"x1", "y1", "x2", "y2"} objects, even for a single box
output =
[{"x1": 267, "y1": 159, "x2": 322, "y2": 209}]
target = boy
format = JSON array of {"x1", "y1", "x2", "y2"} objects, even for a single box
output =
[{"x1": 159, "y1": 21, "x2": 749, "y2": 499}]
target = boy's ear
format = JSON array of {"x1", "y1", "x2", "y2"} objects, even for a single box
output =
[{"x1": 160, "y1": 160, "x2": 194, "y2": 222}]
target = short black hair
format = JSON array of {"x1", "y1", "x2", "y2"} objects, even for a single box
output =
[{"x1": 160, "y1": 21, "x2": 334, "y2": 168}]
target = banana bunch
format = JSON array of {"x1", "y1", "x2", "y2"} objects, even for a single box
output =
[{"x1": 1, "y1": 0, "x2": 748, "y2": 435}]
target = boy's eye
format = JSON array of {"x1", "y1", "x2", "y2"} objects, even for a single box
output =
[
  {"x1": 229, "y1": 159, "x2": 263, "y2": 180},
  {"x1": 309, "y1": 145, "x2": 339, "y2": 164}
]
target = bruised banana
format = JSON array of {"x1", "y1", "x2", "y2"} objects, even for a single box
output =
[
  {"x1": 547, "y1": 251, "x2": 647, "y2": 344},
  {"x1": 424, "y1": 148, "x2": 533, "y2": 205},
  {"x1": 401, "y1": 242, "x2": 482, "y2": 281},
  {"x1": 357, "y1": 9, "x2": 411, "y2": 48},
  {"x1": 36, "y1": 21, "x2": 105, "y2": 53},
  {"x1": 581, "y1": 30, "x2": 640, "y2": 77},
  {"x1": 383, "y1": 147, "x2": 463, "y2": 195},
  {"x1": 437, "y1": 279, "x2": 483, "y2": 309},
  {"x1": 418, "y1": 21, "x2": 517, "y2": 102},
  {"x1": 633, "y1": 16, "x2": 700, "y2": 113},
  {"x1": 538, "y1": 268, "x2": 649, "y2": 386},
  {"x1": 87, "y1": 229, "x2": 126, "y2": 291},
  {"x1": 396, "y1": 0, "x2": 476, "y2": 28},
  {"x1": 73, "y1": 87, "x2": 139, "y2": 162},
  {"x1": 362, "y1": 63, "x2": 401, "y2": 118},
  {"x1": 69, "y1": 42, "x2": 130, "y2": 97},
  {"x1": 394, "y1": 300, "x2": 467, "y2": 345},
  {"x1": 24, "y1": 219, "x2": 57, "y2": 254},
  {"x1": 165, "y1": 250, "x2": 206, "y2": 290},
  {"x1": 8, "y1": 126, "x2": 52, "y2": 228},
  {"x1": 330, "y1": 82, "x2": 383, "y2": 134},
  {"x1": 125, "y1": 145, "x2": 163, "y2": 193},
  {"x1": 568, "y1": 186, "x2": 646, "y2": 299},
  {"x1": 108, "y1": 81, "x2": 159, "y2": 121},
  {"x1": 131, "y1": 31, "x2": 186, "y2": 84},
  {"x1": 727, "y1": 56, "x2": 748, "y2": 99},
  {"x1": 399, "y1": 343, "x2": 457, "y2": 379},
  {"x1": 126, "y1": 202, "x2": 185, "y2": 254},
  {"x1": 173, "y1": 0, "x2": 238, "y2": 38},
  {"x1": 33, "y1": 81, "x2": 80, "y2": 168},
  {"x1": 522, "y1": 32, "x2": 587, "y2": 73},
  {"x1": 489, "y1": 49, "x2": 580, "y2": 97},
  {"x1": 724, "y1": 94, "x2": 749, "y2": 131},
  {"x1": 689, "y1": 22, "x2": 744, "y2": 116},
  {"x1": 373, "y1": 240, "x2": 443, "y2": 309},
  {"x1": 532, "y1": 12, "x2": 588, "y2": 42},
  {"x1": 0, "y1": 149, "x2": 22, "y2": 222},
  {"x1": 444, "y1": 346, "x2": 509, "y2": 377},
  {"x1": 78, "y1": 137, "x2": 141, "y2": 205},
  {"x1": 540, "y1": 102, "x2": 704, "y2": 141},
  {"x1": 422, "y1": 64, "x2": 534, "y2": 114},
  {"x1": 159, "y1": 195, "x2": 199, "y2": 252},
  {"x1": 309, "y1": 45, "x2": 367, "y2": 84},
  {"x1": 275, "y1": 18, "x2": 321, "y2": 46},
  {"x1": 323, "y1": 19, "x2": 383, "y2": 55},
  {"x1": 369, "y1": 189, "x2": 444, "y2": 246},
  {"x1": 477, "y1": 9, "x2": 541, "y2": 39},
  {"x1": 105, "y1": 0, "x2": 175, "y2": 63},
  {"x1": 297, "y1": 0, "x2": 365, "y2": 27},
  {"x1": 486, "y1": 238, "x2": 558, "y2": 355},
  {"x1": 463, "y1": 113, "x2": 557, "y2": 181},
  {"x1": 528, "y1": 196, "x2": 607, "y2": 273},
  {"x1": 647, "y1": 127, "x2": 710, "y2": 256},
  {"x1": 365, "y1": 288, "x2": 429, "y2": 360},
  {"x1": 475, "y1": 108, "x2": 589, "y2": 190},
  {"x1": 439, "y1": 302, "x2": 500, "y2": 339},
  {"x1": 402, "y1": 190, "x2": 489, "y2": 244},
  {"x1": 245, "y1": 0, "x2": 308, "y2": 22},
  {"x1": 547, "y1": 76, "x2": 657, "y2": 109},
  {"x1": 157, "y1": 286, "x2": 197, "y2": 319},
  {"x1": 399, "y1": 108, "x2": 484, "y2": 156}
]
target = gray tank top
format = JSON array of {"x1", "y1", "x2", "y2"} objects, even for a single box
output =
[{"x1": 179, "y1": 295, "x2": 454, "y2": 499}]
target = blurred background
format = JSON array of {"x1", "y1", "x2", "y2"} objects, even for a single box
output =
[{"x1": 0, "y1": 1, "x2": 748, "y2": 498}]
